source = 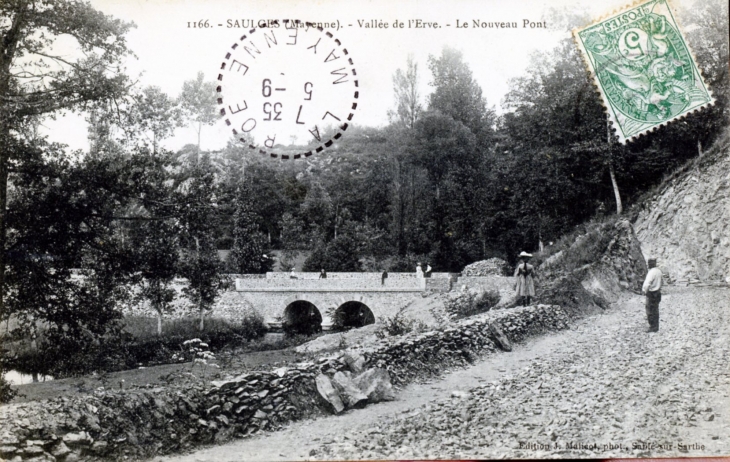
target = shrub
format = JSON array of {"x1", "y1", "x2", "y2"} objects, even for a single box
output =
[
  {"x1": 0, "y1": 363, "x2": 18, "y2": 404},
  {"x1": 377, "y1": 312, "x2": 428, "y2": 337}
]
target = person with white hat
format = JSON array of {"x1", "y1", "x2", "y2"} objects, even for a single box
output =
[{"x1": 514, "y1": 251, "x2": 536, "y2": 306}]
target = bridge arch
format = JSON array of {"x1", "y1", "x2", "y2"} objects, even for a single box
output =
[
  {"x1": 282, "y1": 300, "x2": 322, "y2": 335},
  {"x1": 332, "y1": 301, "x2": 376, "y2": 331}
]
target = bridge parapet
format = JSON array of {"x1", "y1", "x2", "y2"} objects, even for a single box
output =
[
  {"x1": 235, "y1": 277, "x2": 426, "y2": 291},
  {"x1": 265, "y1": 271, "x2": 451, "y2": 280}
]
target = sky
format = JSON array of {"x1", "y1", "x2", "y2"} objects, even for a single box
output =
[{"x1": 43, "y1": 0, "x2": 696, "y2": 153}]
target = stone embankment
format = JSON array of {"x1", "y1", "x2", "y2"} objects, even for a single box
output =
[
  {"x1": 0, "y1": 304, "x2": 569, "y2": 462},
  {"x1": 634, "y1": 135, "x2": 729, "y2": 283}
]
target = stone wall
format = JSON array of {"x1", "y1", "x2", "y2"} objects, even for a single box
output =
[{"x1": 0, "y1": 304, "x2": 569, "y2": 462}]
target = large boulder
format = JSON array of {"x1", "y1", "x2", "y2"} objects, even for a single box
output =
[
  {"x1": 315, "y1": 374, "x2": 345, "y2": 414},
  {"x1": 352, "y1": 368, "x2": 396, "y2": 403},
  {"x1": 488, "y1": 323, "x2": 512, "y2": 352},
  {"x1": 331, "y1": 372, "x2": 368, "y2": 409}
]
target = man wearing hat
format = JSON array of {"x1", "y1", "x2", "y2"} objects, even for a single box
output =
[
  {"x1": 514, "y1": 251, "x2": 536, "y2": 306},
  {"x1": 642, "y1": 257, "x2": 663, "y2": 332}
]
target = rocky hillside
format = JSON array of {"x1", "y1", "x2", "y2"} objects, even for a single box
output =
[{"x1": 633, "y1": 132, "x2": 730, "y2": 283}]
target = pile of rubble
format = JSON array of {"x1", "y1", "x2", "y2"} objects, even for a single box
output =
[
  {"x1": 462, "y1": 258, "x2": 511, "y2": 276},
  {"x1": 440, "y1": 288, "x2": 501, "y2": 319}
]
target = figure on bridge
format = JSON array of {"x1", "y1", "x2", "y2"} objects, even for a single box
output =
[{"x1": 319, "y1": 269, "x2": 327, "y2": 279}]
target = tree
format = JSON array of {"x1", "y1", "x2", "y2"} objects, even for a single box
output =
[
  {"x1": 303, "y1": 233, "x2": 362, "y2": 272},
  {"x1": 388, "y1": 55, "x2": 422, "y2": 129},
  {"x1": 278, "y1": 212, "x2": 306, "y2": 270},
  {"x1": 4, "y1": 145, "x2": 171, "y2": 375},
  {"x1": 427, "y1": 47, "x2": 496, "y2": 145},
  {"x1": 300, "y1": 181, "x2": 334, "y2": 240},
  {"x1": 229, "y1": 182, "x2": 274, "y2": 274},
  {"x1": 179, "y1": 71, "x2": 218, "y2": 149},
  {"x1": 131, "y1": 215, "x2": 179, "y2": 336},
  {"x1": 177, "y1": 154, "x2": 228, "y2": 331},
  {"x1": 122, "y1": 86, "x2": 182, "y2": 152},
  {"x1": 0, "y1": 0, "x2": 134, "y2": 321}
]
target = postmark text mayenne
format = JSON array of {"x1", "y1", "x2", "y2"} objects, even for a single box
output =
[{"x1": 217, "y1": 20, "x2": 359, "y2": 159}]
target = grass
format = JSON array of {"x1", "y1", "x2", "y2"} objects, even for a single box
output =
[
  {"x1": 121, "y1": 315, "x2": 267, "y2": 347},
  {"x1": 532, "y1": 214, "x2": 620, "y2": 274},
  {"x1": 3, "y1": 313, "x2": 269, "y2": 379}
]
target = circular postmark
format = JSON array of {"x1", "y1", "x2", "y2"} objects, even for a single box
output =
[{"x1": 217, "y1": 20, "x2": 358, "y2": 160}]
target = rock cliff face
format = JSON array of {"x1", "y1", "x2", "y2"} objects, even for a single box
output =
[
  {"x1": 633, "y1": 136, "x2": 730, "y2": 283},
  {"x1": 538, "y1": 219, "x2": 647, "y2": 311}
]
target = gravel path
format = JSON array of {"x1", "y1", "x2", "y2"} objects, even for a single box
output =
[{"x1": 153, "y1": 287, "x2": 730, "y2": 461}]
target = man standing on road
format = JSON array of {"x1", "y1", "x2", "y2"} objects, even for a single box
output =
[{"x1": 642, "y1": 257, "x2": 663, "y2": 333}]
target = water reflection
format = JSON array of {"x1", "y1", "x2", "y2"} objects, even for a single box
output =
[{"x1": 3, "y1": 370, "x2": 54, "y2": 385}]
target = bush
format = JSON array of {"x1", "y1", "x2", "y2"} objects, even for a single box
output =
[
  {"x1": 0, "y1": 363, "x2": 18, "y2": 404},
  {"x1": 377, "y1": 312, "x2": 428, "y2": 337}
]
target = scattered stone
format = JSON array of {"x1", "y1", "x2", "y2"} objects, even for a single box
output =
[
  {"x1": 50, "y1": 441, "x2": 71, "y2": 458},
  {"x1": 62, "y1": 432, "x2": 92, "y2": 446}
]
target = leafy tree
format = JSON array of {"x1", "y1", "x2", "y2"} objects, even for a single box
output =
[
  {"x1": 131, "y1": 214, "x2": 179, "y2": 336},
  {"x1": 179, "y1": 71, "x2": 218, "y2": 149},
  {"x1": 300, "y1": 181, "x2": 334, "y2": 239},
  {"x1": 388, "y1": 55, "x2": 423, "y2": 129},
  {"x1": 122, "y1": 86, "x2": 183, "y2": 152},
  {"x1": 427, "y1": 47, "x2": 496, "y2": 146},
  {"x1": 229, "y1": 182, "x2": 274, "y2": 273},
  {"x1": 5, "y1": 145, "x2": 168, "y2": 375},
  {"x1": 0, "y1": 0, "x2": 134, "y2": 321},
  {"x1": 177, "y1": 154, "x2": 228, "y2": 330},
  {"x1": 303, "y1": 232, "x2": 361, "y2": 272},
  {"x1": 278, "y1": 211, "x2": 306, "y2": 270}
]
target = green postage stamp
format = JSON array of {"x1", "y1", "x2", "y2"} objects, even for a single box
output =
[{"x1": 574, "y1": 0, "x2": 714, "y2": 143}]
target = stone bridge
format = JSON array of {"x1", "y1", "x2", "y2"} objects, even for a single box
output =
[{"x1": 234, "y1": 272, "x2": 453, "y2": 332}]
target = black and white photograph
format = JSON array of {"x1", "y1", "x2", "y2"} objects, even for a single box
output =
[{"x1": 0, "y1": 0, "x2": 728, "y2": 460}]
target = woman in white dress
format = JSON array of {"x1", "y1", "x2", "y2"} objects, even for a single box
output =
[{"x1": 514, "y1": 251, "x2": 536, "y2": 306}]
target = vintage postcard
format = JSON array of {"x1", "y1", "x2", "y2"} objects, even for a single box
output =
[{"x1": 1, "y1": 0, "x2": 728, "y2": 461}]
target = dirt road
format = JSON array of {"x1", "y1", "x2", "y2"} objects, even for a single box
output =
[{"x1": 153, "y1": 286, "x2": 730, "y2": 461}]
